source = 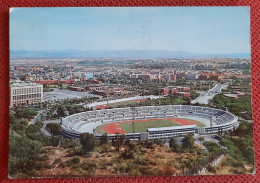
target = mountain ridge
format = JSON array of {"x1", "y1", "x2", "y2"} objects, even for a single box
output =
[{"x1": 10, "y1": 50, "x2": 250, "y2": 59}]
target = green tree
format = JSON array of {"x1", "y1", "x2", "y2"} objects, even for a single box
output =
[
  {"x1": 45, "y1": 123, "x2": 61, "y2": 136},
  {"x1": 169, "y1": 137, "x2": 178, "y2": 152},
  {"x1": 15, "y1": 108, "x2": 37, "y2": 119},
  {"x1": 57, "y1": 105, "x2": 66, "y2": 116},
  {"x1": 80, "y1": 133, "x2": 96, "y2": 154},
  {"x1": 100, "y1": 133, "x2": 109, "y2": 146},
  {"x1": 45, "y1": 123, "x2": 61, "y2": 145},
  {"x1": 25, "y1": 124, "x2": 42, "y2": 140},
  {"x1": 9, "y1": 135, "x2": 42, "y2": 175},
  {"x1": 115, "y1": 133, "x2": 121, "y2": 152},
  {"x1": 182, "y1": 133, "x2": 195, "y2": 149}
]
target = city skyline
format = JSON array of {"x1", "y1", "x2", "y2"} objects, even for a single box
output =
[{"x1": 10, "y1": 7, "x2": 250, "y2": 55}]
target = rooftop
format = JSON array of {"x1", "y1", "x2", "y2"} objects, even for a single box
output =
[
  {"x1": 147, "y1": 124, "x2": 196, "y2": 132},
  {"x1": 10, "y1": 80, "x2": 42, "y2": 87}
]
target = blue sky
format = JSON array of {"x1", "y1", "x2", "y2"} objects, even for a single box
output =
[{"x1": 10, "y1": 7, "x2": 250, "y2": 54}]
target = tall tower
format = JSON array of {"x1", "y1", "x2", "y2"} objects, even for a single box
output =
[
  {"x1": 210, "y1": 116, "x2": 213, "y2": 127},
  {"x1": 106, "y1": 88, "x2": 109, "y2": 107},
  {"x1": 131, "y1": 107, "x2": 136, "y2": 141}
]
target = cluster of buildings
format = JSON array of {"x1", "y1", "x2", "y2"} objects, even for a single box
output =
[
  {"x1": 223, "y1": 90, "x2": 251, "y2": 100},
  {"x1": 127, "y1": 73, "x2": 177, "y2": 81},
  {"x1": 125, "y1": 69, "x2": 250, "y2": 82},
  {"x1": 9, "y1": 57, "x2": 251, "y2": 107},
  {"x1": 198, "y1": 72, "x2": 224, "y2": 81},
  {"x1": 160, "y1": 86, "x2": 191, "y2": 97},
  {"x1": 86, "y1": 85, "x2": 126, "y2": 96}
]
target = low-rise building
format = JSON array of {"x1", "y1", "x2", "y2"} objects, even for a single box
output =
[
  {"x1": 86, "y1": 79, "x2": 103, "y2": 84},
  {"x1": 176, "y1": 92, "x2": 191, "y2": 98},
  {"x1": 160, "y1": 86, "x2": 191, "y2": 95},
  {"x1": 68, "y1": 86, "x2": 85, "y2": 92},
  {"x1": 86, "y1": 85, "x2": 107, "y2": 91}
]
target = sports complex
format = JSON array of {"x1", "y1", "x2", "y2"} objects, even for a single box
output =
[{"x1": 61, "y1": 105, "x2": 239, "y2": 140}]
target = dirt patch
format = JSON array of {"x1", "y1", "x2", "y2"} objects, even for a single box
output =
[{"x1": 103, "y1": 123, "x2": 126, "y2": 134}]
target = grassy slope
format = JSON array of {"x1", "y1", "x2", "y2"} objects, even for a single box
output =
[{"x1": 33, "y1": 145, "x2": 200, "y2": 177}]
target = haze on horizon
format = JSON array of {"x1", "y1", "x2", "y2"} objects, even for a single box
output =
[{"x1": 10, "y1": 7, "x2": 250, "y2": 55}]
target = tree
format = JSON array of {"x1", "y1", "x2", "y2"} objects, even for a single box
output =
[
  {"x1": 100, "y1": 133, "x2": 109, "y2": 146},
  {"x1": 115, "y1": 133, "x2": 120, "y2": 152},
  {"x1": 15, "y1": 108, "x2": 37, "y2": 119},
  {"x1": 119, "y1": 134, "x2": 126, "y2": 145},
  {"x1": 9, "y1": 135, "x2": 42, "y2": 175},
  {"x1": 45, "y1": 123, "x2": 61, "y2": 137},
  {"x1": 45, "y1": 123, "x2": 61, "y2": 145},
  {"x1": 182, "y1": 133, "x2": 195, "y2": 149},
  {"x1": 57, "y1": 105, "x2": 66, "y2": 117},
  {"x1": 169, "y1": 137, "x2": 178, "y2": 152},
  {"x1": 80, "y1": 133, "x2": 96, "y2": 154},
  {"x1": 25, "y1": 124, "x2": 41, "y2": 140}
]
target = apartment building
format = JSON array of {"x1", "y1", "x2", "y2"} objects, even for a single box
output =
[{"x1": 10, "y1": 81, "x2": 44, "y2": 106}]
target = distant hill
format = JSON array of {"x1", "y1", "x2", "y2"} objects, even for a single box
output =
[{"x1": 10, "y1": 50, "x2": 250, "y2": 59}]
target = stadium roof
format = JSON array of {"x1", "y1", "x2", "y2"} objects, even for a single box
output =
[{"x1": 147, "y1": 125, "x2": 197, "y2": 132}]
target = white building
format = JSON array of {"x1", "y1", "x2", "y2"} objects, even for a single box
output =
[{"x1": 10, "y1": 81, "x2": 44, "y2": 106}]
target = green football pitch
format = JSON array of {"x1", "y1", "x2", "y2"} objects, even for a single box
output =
[
  {"x1": 118, "y1": 119, "x2": 179, "y2": 133},
  {"x1": 95, "y1": 119, "x2": 180, "y2": 134}
]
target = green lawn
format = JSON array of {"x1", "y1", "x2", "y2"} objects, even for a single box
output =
[
  {"x1": 119, "y1": 119, "x2": 179, "y2": 133},
  {"x1": 95, "y1": 124, "x2": 106, "y2": 134},
  {"x1": 181, "y1": 118, "x2": 206, "y2": 127}
]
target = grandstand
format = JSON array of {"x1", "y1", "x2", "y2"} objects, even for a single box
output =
[{"x1": 61, "y1": 105, "x2": 238, "y2": 140}]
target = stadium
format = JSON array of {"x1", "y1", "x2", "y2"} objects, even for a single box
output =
[{"x1": 61, "y1": 105, "x2": 239, "y2": 140}]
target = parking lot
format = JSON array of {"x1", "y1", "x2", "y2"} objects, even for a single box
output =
[{"x1": 44, "y1": 88, "x2": 102, "y2": 102}]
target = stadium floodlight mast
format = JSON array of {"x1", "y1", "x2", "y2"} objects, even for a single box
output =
[
  {"x1": 210, "y1": 116, "x2": 214, "y2": 127},
  {"x1": 106, "y1": 88, "x2": 109, "y2": 107},
  {"x1": 131, "y1": 106, "x2": 136, "y2": 141}
]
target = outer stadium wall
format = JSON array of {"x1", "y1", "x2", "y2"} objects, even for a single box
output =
[{"x1": 61, "y1": 105, "x2": 238, "y2": 140}]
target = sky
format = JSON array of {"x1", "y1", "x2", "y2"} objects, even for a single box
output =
[{"x1": 10, "y1": 7, "x2": 250, "y2": 54}]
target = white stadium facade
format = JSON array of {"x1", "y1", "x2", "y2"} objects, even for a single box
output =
[{"x1": 61, "y1": 105, "x2": 238, "y2": 140}]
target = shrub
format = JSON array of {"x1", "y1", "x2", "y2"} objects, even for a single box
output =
[
  {"x1": 158, "y1": 165, "x2": 176, "y2": 176},
  {"x1": 80, "y1": 161, "x2": 97, "y2": 172},
  {"x1": 207, "y1": 165, "x2": 216, "y2": 174},
  {"x1": 100, "y1": 144, "x2": 111, "y2": 153},
  {"x1": 119, "y1": 163, "x2": 128, "y2": 173},
  {"x1": 71, "y1": 157, "x2": 80, "y2": 164},
  {"x1": 35, "y1": 121, "x2": 44, "y2": 128}
]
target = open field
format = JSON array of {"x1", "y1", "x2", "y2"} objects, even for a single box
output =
[{"x1": 95, "y1": 118, "x2": 205, "y2": 134}]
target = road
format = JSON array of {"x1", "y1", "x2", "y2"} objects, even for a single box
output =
[{"x1": 191, "y1": 83, "x2": 228, "y2": 105}]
